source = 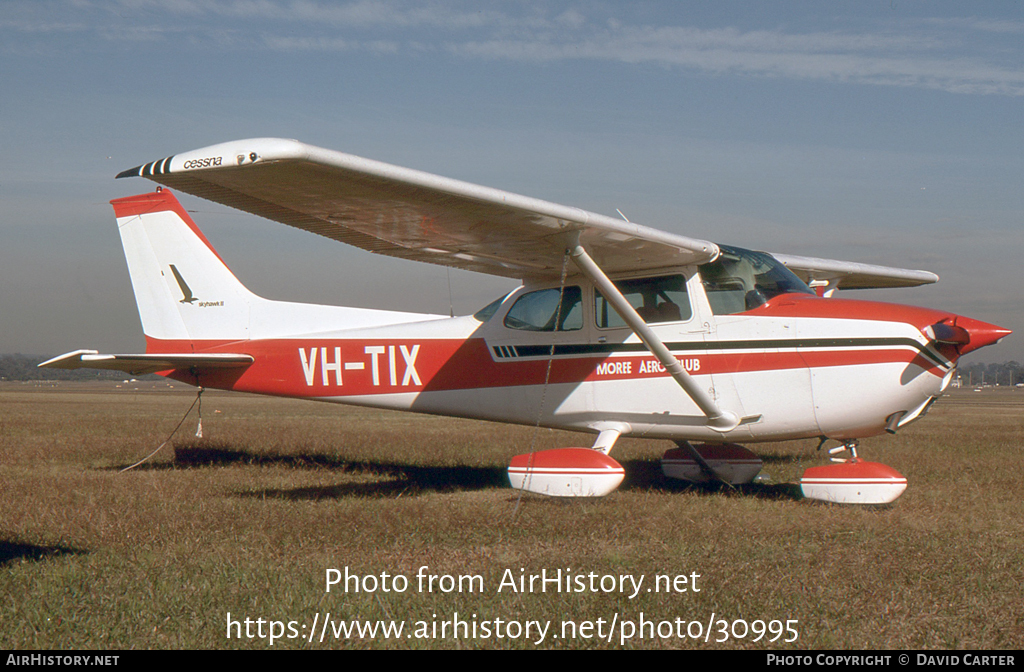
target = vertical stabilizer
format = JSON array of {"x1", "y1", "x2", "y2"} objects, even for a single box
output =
[{"x1": 112, "y1": 190, "x2": 254, "y2": 342}]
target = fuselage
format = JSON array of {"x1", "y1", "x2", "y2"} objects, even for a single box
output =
[{"x1": 150, "y1": 267, "x2": 992, "y2": 444}]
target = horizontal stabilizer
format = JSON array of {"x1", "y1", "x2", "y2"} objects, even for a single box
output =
[{"x1": 39, "y1": 350, "x2": 254, "y2": 376}]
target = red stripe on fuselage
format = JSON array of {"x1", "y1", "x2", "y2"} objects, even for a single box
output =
[{"x1": 144, "y1": 334, "x2": 941, "y2": 398}]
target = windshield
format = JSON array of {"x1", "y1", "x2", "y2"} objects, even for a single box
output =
[
  {"x1": 699, "y1": 245, "x2": 814, "y2": 315},
  {"x1": 473, "y1": 291, "x2": 513, "y2": 322}
]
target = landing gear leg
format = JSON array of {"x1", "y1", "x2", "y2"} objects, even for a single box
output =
[
  {"x1": 677, "y1": 441, "x2": 735, "y2": 488},
  {"x1": 827, "y1": 439, "x2": 860, "y2": 463}
]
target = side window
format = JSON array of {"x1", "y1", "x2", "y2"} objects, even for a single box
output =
[
  {"x1": 504, "y1": 287, "x2": 583, "y2": 332},
  {"x1": 595, "y1": 275, "x2": 691, "y2": 328}
]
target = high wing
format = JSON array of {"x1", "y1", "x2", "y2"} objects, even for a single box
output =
[
  {"x1": 772, "y1": 253, "x2": 938, "y2": 290},
  {"x1": 116, "y1": 137, "x2": 938, "y2": 290},
  {"x1": 40, "y1": 350, "x2": 254, "y2": 376},
  {"x1": 116, "y1": 138, "x2": 719, "y2": 280}
]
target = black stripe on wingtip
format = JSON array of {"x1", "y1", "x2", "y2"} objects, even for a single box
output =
[
  {"x1": 115, "y1": 154, "x2": 174, "y2": 179},
  {"x1": 115, "y1": 165, "x2": 144, "y2": 179}
]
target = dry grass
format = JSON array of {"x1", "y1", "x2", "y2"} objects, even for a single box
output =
[{"x1": 1, "y1": 381, "x2": 1022, "y2": 649}]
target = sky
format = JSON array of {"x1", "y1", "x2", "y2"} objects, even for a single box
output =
[{"x1": 2, "y1": 1, "x2": 1022, "y2": 363}]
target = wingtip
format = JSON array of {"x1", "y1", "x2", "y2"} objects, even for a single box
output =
[
  {"x1": 116, "y1": 156, "x2": 175, "y2": 179},
  {"x1": 116, "y1": 165, "x2": 143, "y2": 179},
  {"x1": 38, "y1": 350, "x2": 99, "y2": 369}
]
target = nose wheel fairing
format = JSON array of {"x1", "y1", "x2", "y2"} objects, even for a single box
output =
[{"x1": 800, "y1": 459, "x2": 907, "y2": 504}]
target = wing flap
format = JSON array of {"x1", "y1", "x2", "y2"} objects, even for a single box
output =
[
  {"x1": 39, "y1": 350, "x2": 254, "y2": 376},
  {"x1": 117, "y1": 138, "x2": 719, "y2": 279}
]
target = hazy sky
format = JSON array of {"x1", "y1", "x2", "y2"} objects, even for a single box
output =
[{"x1": 2, "y1": 1, "x2": 1021, "y2": 363}]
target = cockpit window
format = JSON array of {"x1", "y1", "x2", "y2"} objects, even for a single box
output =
[
  {"x1": 699, "y1": 245, "x2": 814, "y2": 315},
  {"x1": 595, "y1": 274, "x2": 691, "y2": 328},
  {"x1": 504, "y1": 286, "x2": 583, "y2": 331},
  {"x1": 473, "y1": 292, "x2": 512, "y2": 323}
]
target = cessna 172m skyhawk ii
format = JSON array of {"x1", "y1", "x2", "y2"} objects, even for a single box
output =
[{"x1": 42, "y1": 138, "x2": 1010, "y2": 504}]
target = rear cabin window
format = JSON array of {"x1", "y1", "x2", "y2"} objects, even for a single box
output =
[
  {"x1": 595, "y1": 275, "x2": 691, "y2": 328},
  {"x1": 504, "y1": 286, "x2": 583, "y2": 332}
]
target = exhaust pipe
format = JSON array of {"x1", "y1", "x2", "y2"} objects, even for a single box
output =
[{"x1": 884, "y1": 411, "x2": 906, "y2": 435}]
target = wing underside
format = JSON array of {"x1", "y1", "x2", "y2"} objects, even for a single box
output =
[{"x1": 117, "y1": 138, "x2": 719, "y2": 280}]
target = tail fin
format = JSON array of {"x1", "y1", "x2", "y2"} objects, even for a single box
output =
[{"x1": 112, "y1": 189, "x2": 254, "y2": 342}]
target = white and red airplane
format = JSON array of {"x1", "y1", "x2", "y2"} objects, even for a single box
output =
[{"x1": 42, "y1": 138, "x2": 1010, "y2": 504}]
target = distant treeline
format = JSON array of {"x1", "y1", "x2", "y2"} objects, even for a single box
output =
[
  {"x1": 958, "y1": 361, "x2": 1023, "y2": 387},
  {"x1": 0, "y1": 354, "x2": 156, "y2": 381}
]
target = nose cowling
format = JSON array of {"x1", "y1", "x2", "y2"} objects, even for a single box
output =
[{"x1": 946, "y1": 316, "x2": 1012, "y2": 356}]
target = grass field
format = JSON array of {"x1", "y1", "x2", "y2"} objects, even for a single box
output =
[{"x1": 1, "y1": 381, "x2": 1022, "y2": 649}]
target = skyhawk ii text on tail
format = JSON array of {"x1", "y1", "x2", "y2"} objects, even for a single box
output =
[{"x1": 42, "y1": 138, "x2": 1010, "y2": 504}]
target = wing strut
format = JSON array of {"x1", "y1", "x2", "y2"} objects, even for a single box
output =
[{"x1": 569, "y1": 244, "x2": 740, "y2": 433}]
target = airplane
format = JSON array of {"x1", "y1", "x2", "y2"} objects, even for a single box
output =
[{"x1": 41, "y1": 138, "x2": 1010, "y2": 504}]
